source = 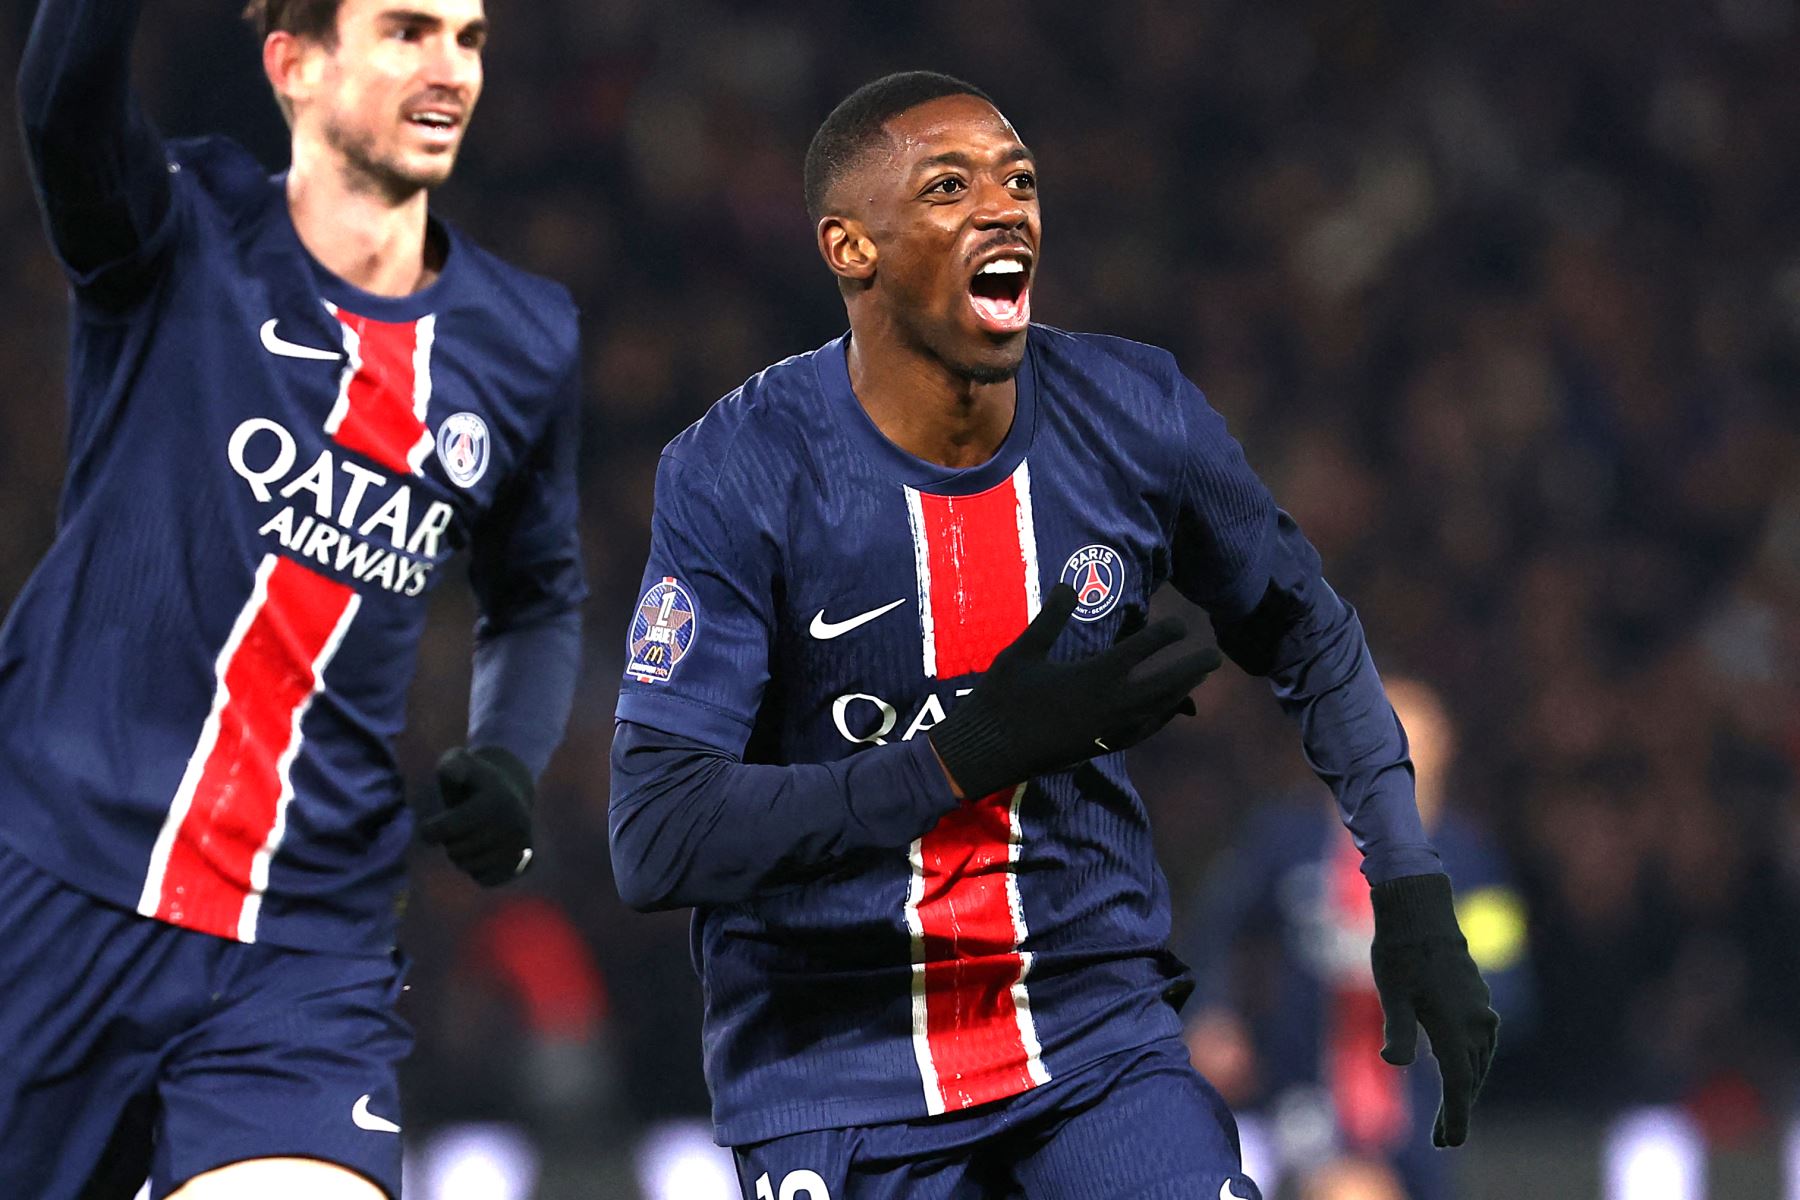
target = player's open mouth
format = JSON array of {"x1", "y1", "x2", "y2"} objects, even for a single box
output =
[
  {"x1": 968, "y1": 255, "x2": 1032, "y2": 335},
  {"x1": 406, "y1": 110, "x2": 463, "y2": 145}
]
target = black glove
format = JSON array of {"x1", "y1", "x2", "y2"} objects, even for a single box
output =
[
  {"x1": 928, "y1": 583, "x2": 1222, "y2": 799},
  {"x1": 420, "y1": 745, "x2": 536, "y2": 886},
  {"x1": 1370, "y1": 872, "x2": 1501, "y2": 1147}
]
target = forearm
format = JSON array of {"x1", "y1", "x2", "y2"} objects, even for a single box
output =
[
  {"x1": 19, "y1": 0, "x2": 171, "y2": 279},
  {"x1": 608, "y1": 721, "x2": 960, "y2": 911},
  {"x1": 1218, "y1": 576, "x2": 1441, "y2": 884},
  {"x1": 468, "y1": 607, "x2": 581, "y2": 779}
]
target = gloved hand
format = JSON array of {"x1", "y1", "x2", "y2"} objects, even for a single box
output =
[
  {"x1": 928, "y1": 583, "x2": 1222, "y2": 799},
  {"x1": 420, "y1": 745, "x2": 536, "y2": 886},
  {"x1": 1370, "y1": 871, "x2": 1501, "y2": 1147}
]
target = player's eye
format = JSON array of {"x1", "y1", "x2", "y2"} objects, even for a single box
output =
[
  {"x1": 1008, "y1": 171, "x2": 1037, "y2": 191},
  {"x1": 458, "y1": 28, "x2": 487, "y2": 50},
  {"x1": 924, "y1": 176, "x2": 967, "y2": 197}
]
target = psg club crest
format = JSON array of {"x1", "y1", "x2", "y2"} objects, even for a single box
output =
[
  {"x1": 627, "y1": 577, "x2": 697, "y2": 684},
  {"x1": 1059, "y1": 544, "x2": 1123, "y2": 621},
  {"x1": 436, "y1": 411, "x2": 490, "y2": 488}
]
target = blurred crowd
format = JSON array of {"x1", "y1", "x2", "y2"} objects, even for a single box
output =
[{"x1": 2, "y1": 0, "x2": 1797, "y2": 1194}]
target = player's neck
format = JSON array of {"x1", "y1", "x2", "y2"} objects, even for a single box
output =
[
  {"x1": 286, "y1": 149, "x2": 439, "y2": 298},
  {"x1": 845, "y1": 332, "x2": 1016, "y2": 470}
]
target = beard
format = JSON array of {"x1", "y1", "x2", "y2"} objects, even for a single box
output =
[
  {"x1": 959, "y1": 355, "x2": 1023, "y2": 385},
  {"x1": 897, "y1": 303, "x2": 1026, "y2": 386},
  {"x1": 323, "y1": 114, "x2": 452, "y2": 203},
  {"x1": 946, "y1": 330, "x2": 1026, "y2": 385}
]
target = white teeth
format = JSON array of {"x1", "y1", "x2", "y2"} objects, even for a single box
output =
[
  {"x1": 978, "y1": 259, "x2": 1026, "y2": 275},
  {"x1": 411, "y1": 113, "x2": 454, "y2": 127}
]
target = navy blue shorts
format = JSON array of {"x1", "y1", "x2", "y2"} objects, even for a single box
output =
[
  {"x1": 733, "y1": 1036, "x2": 1264, "y2": 1200},
  {"x1": 0, "y1": 841, "x2": 412, "y2": 1199}
]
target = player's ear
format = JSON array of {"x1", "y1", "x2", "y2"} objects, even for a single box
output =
[
  {"x1": 819, "y1": 216, "x2": 877, "y2": 284},
  {"x1": 263, "y1": 30, "x2": 322, "y2": 114}
]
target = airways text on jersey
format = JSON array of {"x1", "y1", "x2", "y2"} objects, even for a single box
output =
[
  {"x1": 230, "y1": 417, "x2": 450, "y2": 597},
  {"x1": 231, "y1": 308, "x2": 455, "y2": 598}
]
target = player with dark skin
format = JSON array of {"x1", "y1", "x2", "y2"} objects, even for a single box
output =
[
  {"x1": 818, "y1": 87, "x2": 1491, "y2": 1149},
  {"x1": 612, "y1": 71, "x2": 1492, "y2": 1197},
  {"x1": 824, "y1": 93, "x2": 1038, "y2": 475}
]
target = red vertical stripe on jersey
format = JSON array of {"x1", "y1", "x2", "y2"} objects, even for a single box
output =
[
  {"x1": 151, "y1": 557, "x2": 357, "y2": 940},
  {"x1": 910, "y1": 471, "x2": 1045, "y2": 1112},
  {"x1": 916, "y1": 484, "x2": 1033, "y2": 679},
  {"x1": 329, "y1": 310, "x2": 430, "y2": 475}
]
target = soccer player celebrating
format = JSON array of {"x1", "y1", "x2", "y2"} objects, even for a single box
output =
[
  {"x1": 611, "y1": 71, "x2": 1498, "y2": 1199},
  {"x1": 0, "y1": 1, "x2": 583, "y2": 1197}
]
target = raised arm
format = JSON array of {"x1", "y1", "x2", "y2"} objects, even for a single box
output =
[{"x1": 18, "y1": 0, "x2": 176, "y2": 302}]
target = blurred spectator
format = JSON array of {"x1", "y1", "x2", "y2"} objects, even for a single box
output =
[
  {"x1": 1178, "y1": 678, "x2": 1531, "y2": 1199},
  {"x1": 404, "y1": 860, "x2": 619, "y2": 1140}
]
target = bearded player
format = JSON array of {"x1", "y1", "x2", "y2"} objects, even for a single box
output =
[
  {"x1": 611, "y1": 72, "x2": 1498, "y2": 1199},
  {"x1": 0, "y1": 1, "x2": 584, "y2": 1196}
]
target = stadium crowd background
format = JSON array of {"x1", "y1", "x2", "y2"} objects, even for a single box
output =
[{"x1": 1, "y1": 0, "x2": 1796, "y2": 1196}]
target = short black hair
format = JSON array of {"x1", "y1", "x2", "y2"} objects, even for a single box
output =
[{"x1": 803, "y1": 71, "x2": 997, "y2": 223}]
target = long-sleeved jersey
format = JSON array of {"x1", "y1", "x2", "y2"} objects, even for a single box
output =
[
  {"x1": 611, "y1": 328, "x2": 1441, "y2": 1145},
  {"x1": 0, "y1": 0, "x2": 586, "y2": 956}
]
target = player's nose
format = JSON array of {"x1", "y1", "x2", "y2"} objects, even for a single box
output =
[
  {"x1": 970, "y1": 178, "x2": 1029, "y2": 231},
  {"x1": 421, "y1": 34, "x2": 481, "y2": 93}
]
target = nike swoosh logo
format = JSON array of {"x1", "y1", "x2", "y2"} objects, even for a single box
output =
[
  {"x1": 809, "y1": 598, "x2": 907, "y2": 640},
  {"x1": 352, "y1": 1093, "x2": 401, "y2": 1134},
  {"x1": 261, "y1": 319, "x2": 342, "y2": 361},
  {"x1": 1220, "y1": 1180, "x2": 1253, "y2": 1200}
]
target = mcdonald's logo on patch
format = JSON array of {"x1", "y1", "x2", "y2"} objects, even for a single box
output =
[{"x1": 627, "y1": 577, "x2": 697, "y2": 683}]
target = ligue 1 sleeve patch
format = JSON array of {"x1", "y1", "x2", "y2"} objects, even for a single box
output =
[
  {"x1": 627, "y1": 577, "x2": 697, "y2": 683},
  {"x1": 1059, "y1": 544, "x2": 1124, "y2": 621}
]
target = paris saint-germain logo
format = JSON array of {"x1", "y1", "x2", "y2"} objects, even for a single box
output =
[
  {"x1": 627, "y1": 577, "x2": 697, "y2": 684},
  {"x1": 436, "y1": 411, "x2": 490, "y2": 488},
  {"x1": 1059, "y1": 544, "x2": 1124, "y2": 621}
]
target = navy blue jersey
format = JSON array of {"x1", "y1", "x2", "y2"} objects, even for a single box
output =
[
  {"x1": 0, "y1": 133, "x2": 584, "y2": 955},
  {"x1": 614, "y1": 329, "x2": 1440, "y2": 1145}
]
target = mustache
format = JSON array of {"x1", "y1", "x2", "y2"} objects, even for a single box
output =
[
  {"x1": 403, "y1": 87, "x2": 469, "y2": 112},
  {"x1": 966, "y1": 233, "x2": 1032, "y2": 264}
]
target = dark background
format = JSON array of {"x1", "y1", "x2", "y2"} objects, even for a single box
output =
[{"x1": 2, "y1": 2, "x2": 1798, "y2": 1196}]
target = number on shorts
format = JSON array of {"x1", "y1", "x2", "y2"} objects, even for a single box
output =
[{"x1": 754, "y1": 1170, "x2": 832, "y2": 1200}]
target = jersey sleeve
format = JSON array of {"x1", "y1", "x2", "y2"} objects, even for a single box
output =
[
  {"x1": 18, "y1": 0, "x2": 179, "y2": 308},
  {"x1": 614, "y1": 448, "x2": 775, "y2": 756},
  {"x1": 1167, "y1": 365, "x2": 1442, "y2": 884},
  {"x1": 467, "y1": 357, "x2": 589, "y2": 636},
  {"x1": 467, "y1": 608, "x2": 581, "y2": 779},
  {"x1": 608, "y1": 721, "x2": 959, "y2": 911},
  {"x1": 1165, "y1": 374, "x2": 1284, "y2": 621}
]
